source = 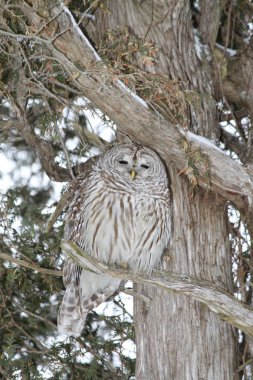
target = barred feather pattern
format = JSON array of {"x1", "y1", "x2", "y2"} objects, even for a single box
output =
[{"x1": 58, "y1": 144, "x2": 171, "y2": 337}]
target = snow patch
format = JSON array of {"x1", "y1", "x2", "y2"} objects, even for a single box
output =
[
  {"x1": 63, "y1": 5, "x2": 101, "y2": 62},
  {"x1": 215, "y1": 43, "x2": 237, "y2": 57},
  {"x1": 186, "y1": 131, "x2": 223, "y2": 152},
  {"x1": 194, "y1": 30, "x2": 211, "y2": 61},
  {"x1": 116, "y1": 79, "x2": 148, "y2": 108}
]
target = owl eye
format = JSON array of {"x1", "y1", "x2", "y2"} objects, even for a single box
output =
[
  {"x1": 141, "y1": 164, "x2": 149, "y2": 169},
  {"x1": 119, "y1": 160, "x2": 128, "y2": 165}
]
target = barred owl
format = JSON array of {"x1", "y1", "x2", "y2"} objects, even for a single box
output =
[{"x1": 58, "y1": 143, "x2": 171, "y2": 337}]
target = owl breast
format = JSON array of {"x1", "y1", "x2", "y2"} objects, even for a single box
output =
[{"x1": 68, "y1": 172, "x2": 171, "y2": 273}]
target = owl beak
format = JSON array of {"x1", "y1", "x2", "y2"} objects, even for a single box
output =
[{"x1": 130, "y1": 169, "x2": 136, "y2": 179}]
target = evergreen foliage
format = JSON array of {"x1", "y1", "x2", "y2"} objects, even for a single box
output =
[{"x1": 0, "y1": 146, "x2": 135, "y2": 379}]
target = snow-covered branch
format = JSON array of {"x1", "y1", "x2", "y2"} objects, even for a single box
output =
[
  {"x1": 13, "y1": 3, "x2": 253, "y2": 213},
  {"x1": 62, "y1": 240, "x2": 253, "y2": 338}
]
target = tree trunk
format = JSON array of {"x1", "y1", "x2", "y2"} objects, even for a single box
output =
[
  {"x1": 86, "y1": 1, "x2": 238, "y2": 379},
  {"x1": 134, "y1": 180, "x2": 237, "y2": 379}
]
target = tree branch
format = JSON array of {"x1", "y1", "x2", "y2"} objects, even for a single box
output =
[
  {"x1": 9, "y1": 66, "x2": 72, "y2": 181},
  {"x1": 224, "y1": 47, "x2": 253, "y2": 124},
  {"x1": 14, "y1": 3, "x2": 253, "y2": 214},
  {"x1": 0, "y1": 253, "x2": 62, "y2": 277},
  {"x1": 220, "y1": 126, "x2": 248, "y2": 162},
  {"x1": 62, "y1": 240, "x2": 253, "y2": 338}
]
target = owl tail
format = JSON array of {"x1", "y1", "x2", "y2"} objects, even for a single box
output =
[
  {"x1": 57, "y1": 284, "x2": 87, "y2": 337},
  {"x1": 58, "y1": 277, "x2": 125, "y2": 337}
]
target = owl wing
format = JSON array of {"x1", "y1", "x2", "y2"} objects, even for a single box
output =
[
  {"x1": 58, "y1": 164, "x2": 93, "y2": 336},
  {"x1": 62, "y1": 257, "x2": 81, "y2": 287},
  {"x1": 58, "y1": 160, "x2": 125, "y2": 337}
]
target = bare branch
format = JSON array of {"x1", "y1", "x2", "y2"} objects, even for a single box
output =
[
  {"x1": 45, "y1": 190, "x2": 70, "y2": 233},
  {"x1": 53, "y1": 121, "x2": 75, "y2": 180},
  {"x1": 0, "y1": 365, "x2": 11, "y2": 380},
  {"x1": 198, "y1": 2, "x2": 224, "y2": 46},
  {"x1": 0, "y1": 253, "x2": 62, "y2": 277},
  {"x1": 220, "y1": 126, "x2": 247, "y2": 162},
  {"x1": 62, "y1": 240, "x2": 253, "y2": 338},
  {"x1": 13, "y1": 109, "x2": 70, "y2": 182},
  {"x1": 12, "y1": 299, "x2": 56, "y2": 329}
]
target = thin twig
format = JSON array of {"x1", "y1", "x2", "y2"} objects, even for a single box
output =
[
  {"x1": 19, "y1": 43, "x2": 67, "y2": 106},
  {"x1": 12, "y1": 299, "x2": 57, "y2": 329},
  {"x1": 45, "y1": 190, "x2": 70, "y2": 232},
  {"x1": 0, "y1": 252, "x2": 62, "y2": 277},
  {"x1": 0, "y1": 365, "x2": 11, "y2": 380},
  {"x1": 53, "y1": 121, "x2": 75, "y2": 179}
]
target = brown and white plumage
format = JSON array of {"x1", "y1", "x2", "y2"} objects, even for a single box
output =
[{"x1": 58, "y1": 143, "x2": 171, "y2": 337}]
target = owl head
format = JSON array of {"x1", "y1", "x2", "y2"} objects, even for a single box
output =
[{"x1": 97, "y1": 143, "x2": 169, "y2": 186}]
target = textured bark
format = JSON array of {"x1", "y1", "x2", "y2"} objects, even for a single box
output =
[
  {"x1": 86, "y1": 2, "x2": 238, "y2": 379},
  {"x1": 225, "y1": 46, "x2": 253, "y2": 128},
  {"x1": 87, "y1": 0, "x2": 217, "y2": 139},
  {"x1": 134, "y1": 182, "x2": 237, "y2": 380},
  {"x1": 198, "y1": 1, "x2": 226, "y2": 46}
]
